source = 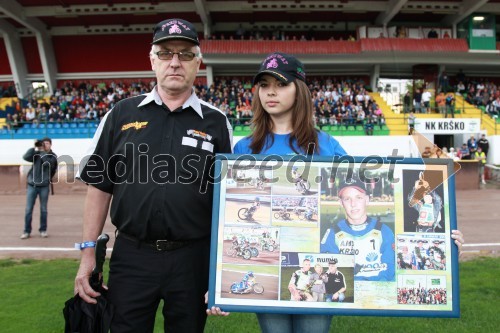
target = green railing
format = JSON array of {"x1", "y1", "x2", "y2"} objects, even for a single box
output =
[{"x1": 230, "y1": 118, "x2": 390, "y2": 136}]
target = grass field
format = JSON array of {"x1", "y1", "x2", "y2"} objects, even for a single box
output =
[{"x1": 0, "y1": 257, "x2": 499, "y2": 333}]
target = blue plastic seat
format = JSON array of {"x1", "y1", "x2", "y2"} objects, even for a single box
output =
[
  {"x1": 39, "y1": 123, "x2": 46, "y2": 129},
  {"x1": 69, "y1": 123, "x2": 77, "y2": 129},
  {"x1": 78, "y1": 122, "x2": 86, "y2": 128},
  {"x1": 62, "y1": 123, "x2": 69, "y2": 129},
  {"x1": 54, "y1": 123, "x2": 62, "y2": 129},
  {"x1": 46, "y1": 123, "x2": 54, "y2": 129},
  {"x1": 0, "y1": 129, "x2": 12, "y2": 139},
  {"x1": 23, "y1": 123, "x2": 31, "y2": 129}
]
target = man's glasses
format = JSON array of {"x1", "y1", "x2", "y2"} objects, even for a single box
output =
[{"x1": 154, "y1": 51, "x2": 197, "y2": 61}]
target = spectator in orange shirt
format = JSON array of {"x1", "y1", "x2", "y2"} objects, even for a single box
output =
[{"x1": 435, "y1": 92, "x2": 446, "y2": 115}]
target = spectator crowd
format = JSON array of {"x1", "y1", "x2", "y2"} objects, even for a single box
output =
[
  {"x1": 4, "y1": 77, "x2": 387, "y2": 136},
  {"x1": 3, "y1": 73, "x2": 497, "y2": 136}
]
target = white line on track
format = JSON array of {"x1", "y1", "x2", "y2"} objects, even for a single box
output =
[
  {"x1": 462, "y1": 243, "x2": 500, "y2": 247},
  {"x1": 0, "y1": 247, "x2": 113, "y2": 251}
]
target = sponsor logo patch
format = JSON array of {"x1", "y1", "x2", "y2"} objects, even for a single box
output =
[
  {"x1": 187, "y1": 129, "x2": 212, "y2": 141},
  {"x1": 121, "y1": 121, "x2": 148, "y2": 131}
]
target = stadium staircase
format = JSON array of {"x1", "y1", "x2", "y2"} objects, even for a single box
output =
[
  {"x1": 370, "y1": 93, "x2": 408, "y2": 135},
  {"x1": 453, "y1": 94, "x2": 497, "y2": 135}
]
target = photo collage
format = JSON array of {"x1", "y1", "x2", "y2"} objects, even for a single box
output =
[{"x1": 212, "y1": 160, "x2": 455, "y2": 314}]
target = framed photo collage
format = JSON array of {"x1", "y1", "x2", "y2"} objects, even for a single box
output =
[{"x1": 208, "y1": 155, "x2": 459, "y2": 317}]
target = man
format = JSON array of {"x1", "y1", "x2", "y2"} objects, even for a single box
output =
[
  {"x1": 467, "y1": 135, "x2": 478, "y2": 156},
  {"x1": 421, "y1": 89, "x2": 432, "y2": 113},
  {"x1": 474, "y1": 146, "x2": 487, "y2": 185},
  {"x1": 289, "y1": 258, "x2": 314, "y2": 301},
  {"x1": 324, "y1": 259, "x2": 346, "y2": 302},
  {"x1": 412, "y1": 240, "x2": 428, "y2": 270},
  {"x1": 477, "y1": 134, "x2": 489, "y2": 157},
  {"x1": 459, "y1": 143, "x2": 470, "y2": 160},
  {"x1": 413, "y1": 89, "x2": 422, "y2": 113},
  {"x1": 408, "y1": 111, "x2": 416, "y2": 135},
  {"x1": 74, "y1": 18, "x2": 232, "y2": 332},
  {"x1": 427, "y1": 28, "x2": 438, "y2": 38},
  {"x1": 408, "y1": 172, "x2": 443, "y2": 233},
  {"x1": 444, "y1": 92, "x2": 454, "y2": 118},
  {"x1": 403, "y1": 91, "x2": 411, "y2": 114},
  {"x1": 435, "y1": 92, "x2": 445, "y2": 114},
  {"x1": 21, "y1": 137, "x2": 57, "y2": 239},
  {"x1": 320, "y1": 176, "x2": 395, "y2": 281}
]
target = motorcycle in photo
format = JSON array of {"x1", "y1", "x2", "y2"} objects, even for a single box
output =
[
  {"x1": 229, "y1": 272, "x2": 264, "y2": 294},
  {"x1": 238, "y1": 206, "x2": 257, "y2": 220},
  {"x1": 295, "y1": 178, "x2": 311, "y2": 195},
  {"x1": 273, "y1": 208, "x2": 290, "y2": 220},
  {"x1": 260, "y1": 238, "x2": 276, "y2": 252}
]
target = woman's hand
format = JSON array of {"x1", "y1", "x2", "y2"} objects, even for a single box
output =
[
  {"x1": 451, "y1": 230, "x2": 464, "y2": 251},
  {"x1": 205, "y1": 292, "x2": 230, "y2": 316}
]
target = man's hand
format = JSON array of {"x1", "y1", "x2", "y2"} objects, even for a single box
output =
[
  {"x1": 74, "y1": 249, "x2": 102, "y2": 304},
  {"x1": 288, "y1": 284, "x2": 301, "y2": 301}
]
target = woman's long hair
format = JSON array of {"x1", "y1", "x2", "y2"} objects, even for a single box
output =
[{"x1": 248, "y1": 80, "x2": 319, "y2": 155}]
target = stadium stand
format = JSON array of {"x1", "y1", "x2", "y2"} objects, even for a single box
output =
[{"x1": 0, "y1": 0, "x2": 499, "y2": 145}]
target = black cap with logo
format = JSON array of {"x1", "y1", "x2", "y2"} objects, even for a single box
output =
[
  {"x1": 338, "y1": 176, "x2": 367, "y2": 197},
  {"x1": 152, "y1": 18, "x2": 200, "y2": 45},
  {"x1": 253, "y1": 52, "x2": 306, "y2": 85}
]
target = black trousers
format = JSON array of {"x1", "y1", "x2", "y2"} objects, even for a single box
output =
[{"x1": 107, "y1": 235, "x2": 210, "y2": 333}]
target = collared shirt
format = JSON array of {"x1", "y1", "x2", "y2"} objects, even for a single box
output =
[
  {"x1": 79, "y1": 87, "x2": 233, "y2": 241},
  {"x1": 325, "y1": 270, "x2": 346, "y2": 294}
]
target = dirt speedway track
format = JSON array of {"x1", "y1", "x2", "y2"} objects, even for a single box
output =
[
  {"x1": 0, "y1": 169, "x2": 499, "y2": 259},
  {"x1": 271, "y1": 184, "x2": 319, "y2": 196},
  {"x1": 224, "y1": 200, "x2": 272, "y2": 226},
  {"x1": 226, "y1": 186, "x2": 271, "y2": 195},
  {"x1": 222, "y1": 240, "x2": 280, "y2": 265}
]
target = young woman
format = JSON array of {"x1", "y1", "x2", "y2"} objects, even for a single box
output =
[
  {"x1": 234, "y1": 53, "x2": 345, "y2": 157},
  {"x1": 234, "y1": 52, "x2": 345, "y2": 333},
  {"x1": 231, "y1": 52, "x2": 465, "y2": 332}
]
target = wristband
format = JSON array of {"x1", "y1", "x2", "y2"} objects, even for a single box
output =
[{"x1": 75, "y1": 241, "x2": 96, "y2": 250}]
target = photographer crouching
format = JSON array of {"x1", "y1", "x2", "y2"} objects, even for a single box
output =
[{"x1": 20, "y1": 137, "x2": 58, "y2": 239}]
